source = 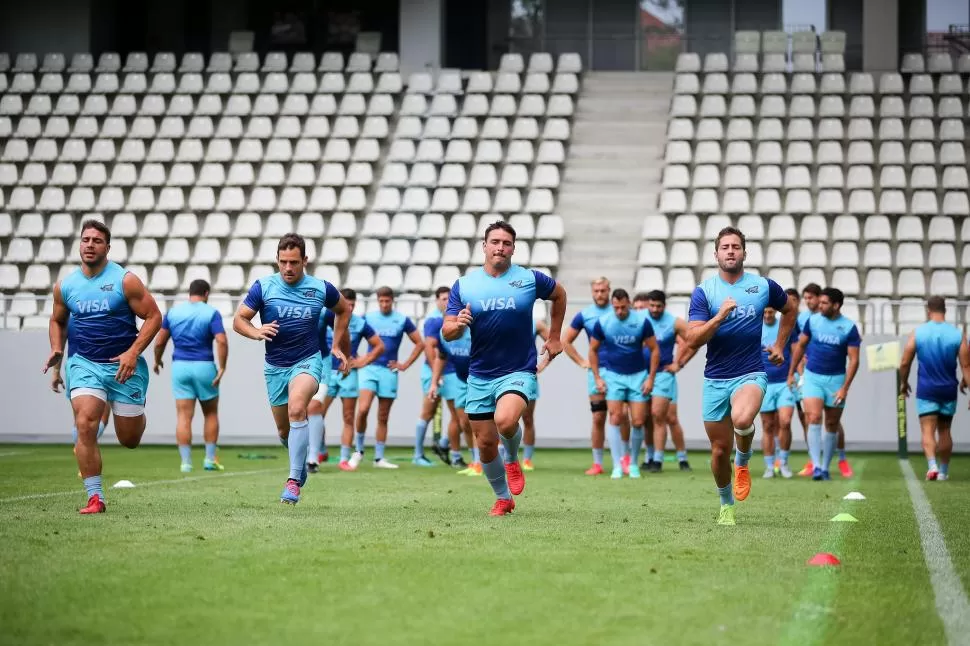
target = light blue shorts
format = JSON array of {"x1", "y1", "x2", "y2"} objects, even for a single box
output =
[
  {"x1": 793, "y1": 371, "x2": 803, "y2": 402},
  {"x1": 440, "y1": 373, "x2": 468, "y2": 409},
  {"x1": 264, "y1": 353, "x2": 325, "y2": 408},
  {"x1": 802, "y1": 370, "x2": 846, "y2": 409},
  {"x1": 587, "y1": 369, "x2": 603, "y2": 397},
  {"x1": 67, "y1": 353, "x2": 150, "y2": 409},
  {"x1": 533, "y1": 379, "x2": 540, "y2": 401},
  {"x1": 652, "y1": 370, "x2": 677, "y2": 402},
  {"x1": 328, "y1": 367, "x2": 359, "y2": 399},
  {"x1": 760, "y1": 381, "x2": 796, "y2": 413},
  {"x1": 917, "y1": 398, "x2": 956, "y2": 417},
  {"x1": 466, "y1": 371, "x2": 538, "y2": 416},
  {"x1": 171, "y1": 360, "x2": 219, "y2": 401},
  {"x1": 359, "y1": 364, "x2": 399, "y2": 399},
  {"x1": 603, "y1": 368, "x2": 649, "y2": 403},
  {"x1": 702, "y1": 371, "x2": 768, "y2": 422},
  {"x1": 420, "y1": 363, "x2": 434, "y2": 394}
]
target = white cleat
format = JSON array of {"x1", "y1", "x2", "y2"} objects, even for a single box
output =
[
  {"x1": 373, "y1": 458, "x2": 399, "y2": 469},
  {"x1": 762, "y1": 468, "x2": 775, "y2": 479},
  {"x1": 937, "y1": 473, "x2": 949, "y2": 481},
  {"x1": 348, "y1": 451, "x2": 364, "y2": 469},
  {"x1": 778, "y1": 463, "x2": 793, "y2": 479}
]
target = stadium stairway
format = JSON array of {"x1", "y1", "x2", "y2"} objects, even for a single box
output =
[{"x1": 556, "y1": 72, "x2": 673, "y2": 295}]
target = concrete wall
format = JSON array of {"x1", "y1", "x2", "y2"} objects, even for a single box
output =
[
  {"x1": 863, "y1": 0, "x2": 899, "y2": 70},
  {"x1": 0, "y1": 0, "x2": 92, "y2": 55},
  {"x1": 399, "y1": 0, "x2": 443, "y2": 76},
  {"x1": 2, "y1": 330, "x2": 965, "y2": 452}
]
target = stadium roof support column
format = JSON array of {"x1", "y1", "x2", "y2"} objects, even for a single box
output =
[
  {"x1": 863, "y1": 0, "x2": 899, "y2": 70},
  {"x1": 400, "y1": 0, "x2": 444, "y2": 77}
]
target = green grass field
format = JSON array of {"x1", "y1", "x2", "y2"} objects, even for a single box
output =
[{"x1": 0, "y1": 445, "x2": 967, "y2": 646}]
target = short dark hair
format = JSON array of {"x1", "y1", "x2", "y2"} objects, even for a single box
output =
[
  {"x1": 714, "y1": 226, "x2": 745, "y2": 251},
  {"x1": 277, "y1": 233, "x2": 306, "y2": 257},
  {"x1": 646, "y1": 289, "x2": 666, "y2": 303},
  {"x1": 802, "y1": 283, "x2": 822, "y2": 297},
  {"x1": 376, "y1": 286, "x2": 394, "y2": 299},
  {"x1": 188, "y1": 279, "x2": 210, "y2": 297},
  {"x1": 611, "y1": 288, "x2": 630, "y2": 301},
  {"x1": 821, "y1": 287, "x2": 844, "y2": 307},
  {"x1": 435, "y1": 286, "x2": 451, "y2": 298},
  {"x1": 927, "y1": 295, "x2": 946, "y2": 313},
  {"x1": 80, "y1": 219, "x2": 111, "y2": 245},
  {"x1": 785, "y1": 287, "x2": 800, "y2": 298},
  {"x1": 633, "y1": 292, "x2": 650, "y2": 303},
  {"x1": 483, "y1": 221, "x2": 517, "y2": 242},
  {"x1": 340, "y1": 288, "x2": 357, "y2": 301}
]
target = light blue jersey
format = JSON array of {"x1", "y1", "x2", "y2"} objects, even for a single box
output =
[
  {"x1": 365, "y1": 310, "x2": 418, "y2": 367},
  {"x1": 446, "y1": 265, "x2": 556, "y2": 380},
  {"x1": 439, "y1": 327, "x2": 472, "y2": 381},
  {"x1": 60, "y1": 262, "x2": 138, "y2": 363},
  {"x1": 570, "y1": 303, "x2": 612, "y2": 366},
  {"x1": 163, "y1": 301, "x2": 224, "y2": 361},
  {"x1": 646, "y1": 311, "x2": 677, "y2": 369},
  {"x1": 914, "y1": 321, "x2": 964, "y2": 403},
  {"x1": 761, "y1": 319, "x2": 799, "y2": 384},
  {"x1": 689, "y1": 272, "x2": 788, "y2": 379},
  {"x1": 801, "y1": 313, "x2": 861, "y2": 376},
  {"x1": 321, "y1": 311, "x2": 375, "y2": 368},
  {"x1": 243, "y1": 273, "x2": 340, "y2": 367},
  {"x1": 591, "y1": 311, "x2": 655, "y2": 375}
]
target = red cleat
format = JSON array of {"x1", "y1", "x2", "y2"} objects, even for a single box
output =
[
  {"x1": 585, "y1": 463, "x2": 604, "y2": 476},
  {"x1": 489, "y1": 498, "x2": 516, "y2": 516},
  {"x1": 506, "y1": 461, "x2": 525, "y2": 495},
  {"x1": 838, "y1": 459, "x2": 853, "y2": 478},
  {"x1": 621, "y1": 454, "x2": 631, "y2": 475},
  {"x1": 926, "y1": 469, "x2": 939, "y2": 481},
  {"x1": 338, "y1": 460, "x2": 355, "y2": 471},
  {"x1": 79, "y1": 495, "x2": 105, "y2": 515},
  {"x1": 797, "y1": 462, "x2": 814, "y2": 477}
]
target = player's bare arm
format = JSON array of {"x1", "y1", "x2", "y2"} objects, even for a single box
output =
[
  {"x1": 542, "y1": 282, "x2": 567, "y2": 361},
  {"x1": 442, "y1": 303, "x2": 472, "y2": 341},
  {"x1": 535, "y1": 320, "x2": 551, "y2": 373},
  {"x1": 835, "y1": 345, "x2": 861, "y2": 406},
  {"x1": 393, "y1": 329, "x2": 424, "y2": 371},
  {"x1": 959, "y1": 335, "x2": 970, "y2": 401},
  {"x1": 898, "y1": 332, "x2": 917, "y2": 397},
  {"x1": 588, "y1": 337, "x2": 606, "y2": 394},
  {"x1": 329, "y1": 294, "x2": 352, "y2": 373},
  {"x1": 788, "y1": 333, "x2": 810, "y2": 388},
  {"x1": 153, "y1": 327, "x2": 171, "y2": 374},
  {"x1": 642, "y1": 336, "x2": 660, "y2": 395},
  {"x1": 353, "y1": 334, "x2": 384, "y2": 370},
  {"x1": 115, "y1": 272, "x2": 162, "y2": 383},
  {"x1": 233, "y1": 302, "x2": 278, "y2": 341},
  {"x1": 767, "y1": 295, "x2": 799, "y2": 365},
  {"x1": 562, "y1": 326, "x2": 588, "y2": 369},
  {"x1": 686, "y1": 296, "x2": 737, "y2": 349},
  {"x1": 213, "y1": 331, "x2": 228, "y2": 386},
  {"x1": 671, "y1": 318, "x2": 699, "y2": 370},
  {"x1": 428, "y1": 349, "x2": 447, "y2": 400},
  {"x1": 44, "y1": 281, "x2": 69, "y2": 374}
]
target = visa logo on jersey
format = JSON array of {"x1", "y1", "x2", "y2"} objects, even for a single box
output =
[
  {"x1": 479, "y1": 297, "x2": 517, "y2": 311},
  {"x1": 728, "y1": 305, "x2": 758, "y2": 319},
  {"x1": 816, "y1": 334, "x2": 842, "y2": 345},
  {"x1": 450, "y1": 346, "x2": 470, "y2": 357},
  {"x1": 76, "y1": 298, "x2": 111, "y2": 313},
  {"x1": 276, "y1": 305, "x2": 314, "y2": 319},
  {"x1": 611, "y1": 334, "x2": 639, "y2": 345}
]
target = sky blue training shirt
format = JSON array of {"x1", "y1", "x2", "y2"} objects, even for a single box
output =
[
  {"x1": 438, "y1": 327, "x2": 472, "y2": 382},
  {"x1": 647, "y1": 310, "x2": 678, "y2": 369},
  {"x1": 163, "y1": 301, "x2": 224, "y2": 361},
  {"x1": 321, "y1": 310, "x2": 376, "y2": 368},
  {"x1": 914, "y1": 320, "x2": 964, "y2": 402},
  {"x1": 761, "y1": 318, "x2": 799, "y2": 383},
  {"x1": 591, "y1": 310, "x2": 655, "y2": 375},
  {"x1": 60, "y1": 262, "x2": 138, "y2": 363},
  {"x1": 570, "y1": 303, "x2": 612, "y2": 366},
  {"x1": 364, "y1": 310, "x2": 417, "y2": 367},
  {"x1": 801, "y1": 313, "x2": 862, "y2": 376}
]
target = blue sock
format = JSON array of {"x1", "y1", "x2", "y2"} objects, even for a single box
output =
[
  {"x1": 375, "y1": 442, "x2": 386, "y2": 460},
  {"x1": 97, "y1": 422, "x2": 105, "y2": 439},
  {"x1": 928, "y1": 457, "x2": 938, "y2": 472},
  {"x1": 500, "y1": 427, "x2": 522, "y2": 464},
  {"x1": 307, "y1": 414, "x2": 325, "y2": 463},
  {"x1": 523, "y1": 444, "x2": 535, "y2": 460},
  {"x1": 653, "y1": 449, "x2": 664, "y2": 463},
  {"x1": 204, "y1": 443, "x2": 217, "y2": 462},
  {"x1": 630, "y1": 427, "x2": 644, "y2": 464},
  {"x1": 178, "y1": 444, "x2": 192, "y2": 465},
  {"x1": 450, "y1": 450, "x2": 462, "y2": 464},
  {"x1": 735, "y1": 448, "x2": 752, "y2": 467},
  {"x1": 438, "y1": 435, "x2": 450, "y2": 449},
  {"x1": 646, "y1": 445, "x2": 655, "y2": 462},
  {"x1": 592, "y1": 448, "x2": 604, "y2": 465},
  {"x1": 354, "y1": 432, "x2": 365, "y2": 453},
  {"x1": 482, "y1": 456, "x2": 511, "y2": 500},
  {"x1": 472, "y1": 447, "x2": 480, "y2": 463},
  {"x1": 822, "y1": 431, "x2": 838, "y2": 471},
  {"x1": 287, "y1": 420, "x2": 309, "y2": 481},
  {"x1": 807, "y1": 424, "x2": 822, "y2": 467},
  {"x1": 83, "y1": 475, "x2": 103, "y2": 499},
  {"x1": 779, "y1": 449, "x2": 790, "y2": 465},
  {"x1": 717, "y1": 483, "x2": 734, "y2": 506},
  {"x1": 72, "y1": 425, "x2": 77, "y2": 443},
  {"x1": 940, "y1": 462, "x2": 949, "y2": 476},
  {"x1": 838, "y1": 448, "x2": 846, "y2": 462},
  {"x1": 676, "y1": 450, "x2": 688, "y2": 463},
  {"x1": 764, "y1": 453, "x2": 775, "y2": 470},
  {"x1": 606, "y1": 424, "x2": 623, "y2": 468},
  {"x1": 414, "y1": 419, "x2": 429, "y2": 458},
  {"x1": 340, "y1": 445, "x2": 352, "y2": 462}
]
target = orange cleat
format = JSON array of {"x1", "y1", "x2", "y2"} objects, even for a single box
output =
[
  {"x1": 797, "y1": 462, "x2": 814, "y2": 477},
  {"x1": 489, "y1": 498, "x2": 515, "y2": 516},
  {"x1": 522, "y1": 459, "x2": 535, "y2": 471},
  {"x1": 733, "y1": 465, "x2": 751, "y2": 501},
  {"x1": 585, "y1": 463, "x2": 604, "y2": 476},
  {"x1": 506, "y1": 461, "x2": 525, "y2": 495},
  {"x1": 838, "y1": 459, "x2": 853, "y2": 478},
  {"x1": 79, "y1": 495, "x2": 105, "y2": 515}
]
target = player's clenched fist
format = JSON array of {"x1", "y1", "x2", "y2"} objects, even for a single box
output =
[
  {"x1": 715, "y1": 297, "x2": 737, "y2": 321},
  {"x1": 456, "y1": 303, "x2": 474, "y2": 329}
]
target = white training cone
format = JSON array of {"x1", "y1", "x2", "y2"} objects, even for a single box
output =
[
  {"x1": 112, "y1": 480, "x2": 136, "y2": 489},
  {"x1": 843, "y1": 491, "x2": 865, "y2": 500}
]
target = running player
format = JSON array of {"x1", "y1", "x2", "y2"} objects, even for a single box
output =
[
  {"x1": 429, "y1": 322, "x2": 475, "y2": 470},
  {"x1": 233, "y1": 233, "x2": 351, "y2": 504},
  {"x1": 43, "y1": 219, "x2": 163, "y2": 514},
  {"x1": 522, "y1": 318, "x2": 550, "y2": 470},
  {"x1": 788, "y1": 287, "x2": 860, "y2": 481},
  {"x1": 443, "y1": 221, "x2": 566, "y2": 516},
  {"x1": 898, "y1": 296, "x2": 970, "y2": 481},
  {"x1": 309, "y1": 288, "x2": 384, "y2": 473},
  {"x1": 686, "y1": 227, "x2": 795, "y2": 526},
  {"x1": 152, "y1": 279, "x2": 228, "y2": 472},
  {"x1": 759, "y1": 304, "x2": 799, "y2": 479},
  {"x1": 353, "y1": 286, "x2": 424, "y2": 469},
  {"x1": 640, "y1": 290, "x2": 697, "y2": 473},
  {"x1": 563, "y1": 277, "x2": 614, "y2": 475},
  {"x1": 588, "y1": 289, "x2": 661, "y2": 479},
  {"x1": 415, "y1": 287, "x2": 450, "y2": 466}
]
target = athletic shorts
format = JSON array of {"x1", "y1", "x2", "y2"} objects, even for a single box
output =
[
  {"x1": 420, "y1": 363, "x2": 434, "y2": 395},
  {"x1": 602, "y1": 368, "x2": 649, "y2": 404},
  {"x1": 702, "y1": 371, "x2": 768, "y2": 422},
  {"x1": 916, "y1": 398, "x2": 956, "y2": 417},
  {"x1": 171, "y1": 360, "x2": 219, "y2": 402},
  {"x1": 325, "y1": 367, "x2": 359, "y2": 399},
  {"x1": 793, "y1": 371, "x2": 803, "y2": 402},
  {"x1": 67, "y1": 353, "x2": 149, "y2": 416},
  {"x1": 652, "y1": 370, "x2": 677, "y2": 402},
  {"x1": 440, "y1": 373, "x2": 468, "y2": 409},
  {"x1": 587, "y1": 368, "x2": 603, "y2": 397},
  {"x1": 264, "y1": 353, "x2": 325, "y2": 408},
  {"x1": 359, "y1": 364, "x2": 398, "y2": 399},
  {"x1": 466, "y1": 371, "x2": 537, "y2": 416},
  {"x1": 802, "y1": 369, "x2": 846, "y2": 409},
  {"x1": 760, "y1": 381, "x2": 796, "y2": 413}
]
